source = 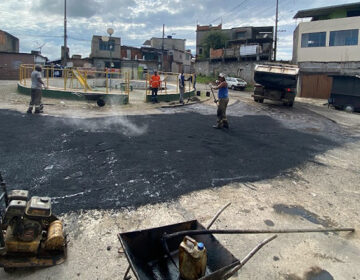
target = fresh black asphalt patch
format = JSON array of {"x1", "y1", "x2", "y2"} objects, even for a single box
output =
[{"x1": 0, "y1": 109, "x2": 338, "y2": 213}]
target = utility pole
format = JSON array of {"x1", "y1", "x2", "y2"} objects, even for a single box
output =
[
  {"x1": 63, "y1": 0, "x2": 67, "y2": 67},
  {"x1": 162, "y1": 24, "x2": 165, "y2": 71},
  {"x1": 274, "y1": 0, "x2": 279, "y2": 61}
]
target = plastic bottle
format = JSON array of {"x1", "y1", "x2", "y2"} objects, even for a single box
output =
[{"x1": 179, "y1": 236, "x2": 207, "y2": 280}]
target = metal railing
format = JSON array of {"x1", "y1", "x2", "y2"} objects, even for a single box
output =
[{"x1": 19, "y1": 65, "x2": 195, "y2": 102}]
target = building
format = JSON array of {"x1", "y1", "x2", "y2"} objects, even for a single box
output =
[
  {"x1": 293, "y1": 2, "x2": 360, "y2": 99},
  {"x1": 90, "y1": 35, "x2": 121, "y2": 69},
  {"x1": 146, "y1": 36, "x2": 186, "y2": 52},
  {"x1": 0, "y1": 51, "x2": 47, "y2": 80},
  {"x1": 142, "y1": 36, "x2": 192, "y2": 73},
  {"x1": 0, "y1": 30, "x2": 19, "y2": 53},
  {"x1": 196, "y1": 24, "x2": 273, "y2": 61},
  {"x1": 121, "y1": 46, "x2": 142, "y2": 60}
]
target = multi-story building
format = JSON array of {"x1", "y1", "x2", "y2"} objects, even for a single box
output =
[
  {"x1": 147, "y1": 36, "x2": 186, "y2": 52},
  {"x1": 0, "y1": 30, "x2": 19, "y2": 53},
  {"x1": 142, "y1": 36, "x2": 191, "y2": 73},
  {"x1": 293, "y1": 2, "x2": 360, "y2": 99},
  {"x1": 196, "y1": 24, "x2": 273, "y2": 61},
  {"x1": 90, "y1": 35, "x2": 121, "y2": 69}
]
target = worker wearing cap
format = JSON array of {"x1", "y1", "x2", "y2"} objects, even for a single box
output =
[
  {"x1": 27, "y1": 65, "x2": 45, "y2": 114},
  {"x1": 211, "y1": 73, "x2": 229, "y2": 129},
  {"x1": 150, "y1": 70, "x2": 161, "y2": 103}
]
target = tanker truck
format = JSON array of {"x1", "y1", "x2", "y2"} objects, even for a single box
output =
[{"x1": 252, "y1": 64, "x2": 299, "y2": 107}]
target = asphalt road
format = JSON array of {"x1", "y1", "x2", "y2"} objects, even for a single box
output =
[{"x1": 0, "y1": 107, "x2": 339, "y2": 213}]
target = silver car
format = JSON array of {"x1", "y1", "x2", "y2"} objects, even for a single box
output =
[{"x1": 226, "y1": 77, "x2": 247, "y2": 91}]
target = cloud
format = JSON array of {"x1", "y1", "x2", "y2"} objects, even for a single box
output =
[
  {"x1": 32, "y1": 0, "x2": 101, "y2": 18},
  {"x1": 1, "y1": 0, "x2": 357, "y2": 60}
]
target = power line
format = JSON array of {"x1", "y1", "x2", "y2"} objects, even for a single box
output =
[{"x1": 209, "y1": 0, "x2": 250, "y2": 24}]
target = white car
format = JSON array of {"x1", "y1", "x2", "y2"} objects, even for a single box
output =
[{"x1": 226, "y1": 77, "x2": 247, "y2": 91}]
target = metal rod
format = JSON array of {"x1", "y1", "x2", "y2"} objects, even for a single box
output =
[
  {"x1": 163, "y1": 227, "x2": 355, "y2": 240},
  {"x1": 123, "y1": 265, "x2": 131, "y2": 280},
  {"x1": 223, "y1": 235, "x2": 278, "y2": 279},
  {"x1": 207, "y1": 202, "x2": 231, "y2": 229},
  {"x1": 162, "y1": 234, "x2": 178, "y2": 269}
]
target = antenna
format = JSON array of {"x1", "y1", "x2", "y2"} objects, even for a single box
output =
[{"x1": 35, "y1": 42, "x2": 46, "y2": 54}]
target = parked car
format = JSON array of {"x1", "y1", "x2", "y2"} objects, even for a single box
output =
[{"x1": 226, "y1": 77, "x2": 247, "y2": 91}]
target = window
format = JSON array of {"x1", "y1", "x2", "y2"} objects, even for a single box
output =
[
  {"x1": 99, "y1": 39, "x2": 115, "y2": 51},
  {"x1": 301, "y1": 32, "x2": 326, "y2": 47},
  {"x1": 237, "y1": 31, "x2": 246, "y2": 39},
  {"x1": 199, "y1": 48, "x2": 203, "y2": 55},
  {"x1": 330, "y1": 29, "x2": 358, "y2": 46}
]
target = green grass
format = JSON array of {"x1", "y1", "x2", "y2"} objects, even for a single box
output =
[{"x1": 196, "y1": 74, "x2": 216, "y2": 84}]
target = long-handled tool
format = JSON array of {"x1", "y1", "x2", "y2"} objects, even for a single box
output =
[
  {"x1": 208, "y1": 83, "x2": 218, "y2": 105},
  {"x1": 162, "y1": 227, "x2": 355, "y2": 240}
]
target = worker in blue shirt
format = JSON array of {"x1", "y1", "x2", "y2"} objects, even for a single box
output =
[
  {"x1": 178, "y1": 70, "x2": 185, "y2": 104},
  {"x1": 210, "y1": 73, "x2": 229, "y2": 129}
]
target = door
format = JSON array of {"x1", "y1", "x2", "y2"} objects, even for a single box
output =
[{"x1": 300, "y1": 74, "x2": 333, "y2": 99}]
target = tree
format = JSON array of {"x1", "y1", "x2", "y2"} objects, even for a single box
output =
[{"x1": 201, "y1": 31, "x2": 229, "y2": 58}]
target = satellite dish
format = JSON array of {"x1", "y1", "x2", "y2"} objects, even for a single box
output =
[
  {"x1": 107, "y1": 28, "x2": 114, "y2": 36},
  {"x1": 102, "y1": 36, "x2": 109, "y2": 42}
]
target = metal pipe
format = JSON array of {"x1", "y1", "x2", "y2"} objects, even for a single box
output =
[
  {"x1": 106, "y1": 69, "x2": 108, "y2": 94},
  {"x1": 223, "y1": 235, "x2": 277, "y2": 279},
  {"x1": 207, "y1": 202, "x2": 231, "y2": 229},
  {"x1": 163, "y1": 227, "x2": 355, "y2": 240},
  {"x1": 46, "y1": 67, "x2": 49, "y2": 88}
]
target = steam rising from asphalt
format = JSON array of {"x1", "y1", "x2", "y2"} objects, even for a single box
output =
[{"x1": 64, "y1": 115, "x2": 148, "y2": 137}]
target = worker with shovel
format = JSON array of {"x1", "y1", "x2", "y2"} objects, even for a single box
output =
[{"x1": 210, "y1": 73, "x2": 229, "y2": 129}]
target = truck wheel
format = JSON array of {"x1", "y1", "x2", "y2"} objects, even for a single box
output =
[
  {"x1": 254, "y1": 97, "x2": 258, "y2": 102},
  {"x1": 258, "y1": 99, "x2": 264, "y2": 103},
  {"x1": 97, "y1": 99, "x2": 105, "y2": 107},
  {"x1": 231, "y1": 86, "x2": 235, "y2": 90}
]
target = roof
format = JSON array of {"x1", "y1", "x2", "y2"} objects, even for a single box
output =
[
  {"x1": 0, "y1": 51, "x2": 46, "y2": 58},
  {"x1": 0, "y1": 30, "x2": 19, "y2": 41},
  {"x1": 196, "y1": 24, "x2": 222, "y2": 31},
  {"x1": 150, "y1": 37, "x2": 185, "y2": 41},
  {"x1": 294, "y1": 2, "x2": 360, "y2": 18}
]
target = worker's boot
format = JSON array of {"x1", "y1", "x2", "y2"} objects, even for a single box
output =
[
  {"x1": 34, "y1": 107, "x2": 43, "y2": 114},
  {"x1": 26, "y1": 107, "x2": 33, "y2": 114},
  {"x1": 213, "y1": 120, "x2": 222, "y2": 129},
  {"x1": 223, "y1": 119, "x2": 229, "y2": 129}
]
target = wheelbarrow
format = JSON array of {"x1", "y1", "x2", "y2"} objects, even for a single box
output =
[
  {"x1": 117, "y1": 203, "x2": 354, "y2": 280},
  {"x1": 117, "y1": 204, "x2": 276, "y2": 280}
]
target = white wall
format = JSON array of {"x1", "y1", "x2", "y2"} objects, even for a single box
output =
[{"x1": 295, "y1": 16, "x2": 360, "y2": 62}]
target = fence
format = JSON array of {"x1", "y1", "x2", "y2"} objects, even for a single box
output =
[{"x1": 19, "y1": 65, "x2": 195, "y2": 102}]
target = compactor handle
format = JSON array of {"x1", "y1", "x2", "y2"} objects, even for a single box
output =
[{"x1": 0, "y1": 172, "x2": 8, "y2": 207}]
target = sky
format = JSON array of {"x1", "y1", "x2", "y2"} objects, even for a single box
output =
[{"x1": 0, "y1": 0, "x2": 357, "y2": 61}]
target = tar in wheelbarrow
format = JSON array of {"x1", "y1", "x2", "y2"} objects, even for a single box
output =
[{"x1": 117, "y1": 203, "x2": 354, "y2": 280}]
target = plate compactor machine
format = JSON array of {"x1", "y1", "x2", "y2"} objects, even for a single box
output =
[{"x1": 0, "y1": 173, "x2": 67, "y2": 272}]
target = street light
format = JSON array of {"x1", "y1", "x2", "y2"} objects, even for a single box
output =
[{"x1": 103, "y1": 28, "x2": 114, "y2": 91}]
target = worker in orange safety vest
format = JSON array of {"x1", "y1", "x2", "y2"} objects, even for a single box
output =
[{"x1": 150, "y1": 71, "x2": 161, "y2": 103}]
